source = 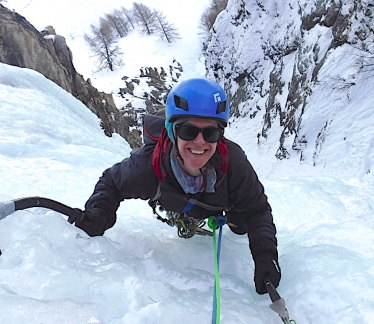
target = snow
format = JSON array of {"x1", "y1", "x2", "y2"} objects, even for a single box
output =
[
  {"x1": 5, "y1": 0, "x2": 208, "y2": 108},
  {"x1": 206, "y1": 0, "x2": 374, "y2": 179},
  {"x1": 1, "y1": 0, "x2": 374, "y2": 323}
]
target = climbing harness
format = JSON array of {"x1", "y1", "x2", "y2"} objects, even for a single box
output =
[{"x1": 150, "y1": 202, "x2": 214, "y2": 238}]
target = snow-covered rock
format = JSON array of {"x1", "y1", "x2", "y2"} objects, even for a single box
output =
[{"x1": 205, "y1": 0, "x2": 374, "y2": 177}]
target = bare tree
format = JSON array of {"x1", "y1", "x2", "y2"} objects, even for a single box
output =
[
  {"x1": 132, "y1": 2, "x2": 156, "y2": 34},
  {"x1": 352, "y1": 47, "x2": 374, "y2": 79},
  {"x1": 121, "y1": 7, "x2": 136, "y2": 30},
  {"x1": 212, "y1": 0, "x2": 228, "y2": 11},
  {"x1": 199, "y1": 0, "x2": 228, "y2": 34},
  {"x1": 105, "y1": 9, "x2": 129, "y2": 38},
  {"x1": 84, "y1": 18, "x2": 123, "y2": 72},
  {"x1": 153, "y1": 10, "x2": 180, "y2": 43},
  {"x1": 200, "y1": 10, "x2": 216, "y2": 35}
]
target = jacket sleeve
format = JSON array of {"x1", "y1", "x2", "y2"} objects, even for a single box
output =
[
  {"x1": 226, "y1": 141, "x2": 277, "y2": 257},
  {"x1": 81, "y1": 145, "x2": 159, "y2": 233}
]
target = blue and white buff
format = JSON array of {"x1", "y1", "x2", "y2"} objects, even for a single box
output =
[{"x1": 170, "y1": 148, "x2": 216, "y2": 194}]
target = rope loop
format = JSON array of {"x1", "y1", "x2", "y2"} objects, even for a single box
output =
[
  {"x1": 208, "y1": 216, "x2": 219, "y2": 230},
  {"x1": 208, "y1": 215, "x2": 227, "y2": 230}
]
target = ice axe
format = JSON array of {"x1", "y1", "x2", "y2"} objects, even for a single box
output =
[
  {"x1": 0, "y1": 197, "x2": 82, "y2": 256},
  {"x1": 0, "y1": 197, "x2": 82, "y2": 223},
  {"x1": 265, "y1": 277, "x2": 296, "y2": 324}
]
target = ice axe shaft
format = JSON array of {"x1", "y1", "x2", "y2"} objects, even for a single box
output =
[
  {"x1": 0, "y1": 197, "x2": 82, "y2": 223},
  {"x1": 265, "y1": 277, "x2": 281, "y2": 303},
  {"x1": 264, "y1": 277, "x2": 296, "y2": 324}
]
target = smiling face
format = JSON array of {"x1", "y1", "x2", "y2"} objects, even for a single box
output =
[{"x1": 176, "y1": 118, "x2": 219, "y2": 176}]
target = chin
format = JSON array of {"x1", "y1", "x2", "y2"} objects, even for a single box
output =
[{"x1": 187, "y1": 158, "x2": 209, "y2": 170}]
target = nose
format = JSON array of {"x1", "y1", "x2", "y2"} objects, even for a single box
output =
[{"x1": 193, "y1": 131, "x2": 206, "y2": 144}]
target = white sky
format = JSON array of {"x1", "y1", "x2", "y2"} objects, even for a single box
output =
[{"x1": 1, "y1": 0, "x2": 374, "y2": 323}]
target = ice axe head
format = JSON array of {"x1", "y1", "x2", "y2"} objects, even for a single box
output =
[{"x1": 265, "y1": 277, "x2": 295, "y2": 324}]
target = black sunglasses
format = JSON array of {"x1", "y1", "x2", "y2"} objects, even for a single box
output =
[{"x1": 176, "y1": 124, "x2": 224, "y2": 143}]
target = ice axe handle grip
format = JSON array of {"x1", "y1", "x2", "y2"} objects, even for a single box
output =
[
  {"x1": 264, "y1": 277, "x2": 281, "y2": 303},
  {"x1": 0, "y1": 201, "x2": 16, "y2": 220}
]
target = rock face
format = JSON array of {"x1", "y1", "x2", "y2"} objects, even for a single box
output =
[
  {"x1": 0, "y1": 4, "x2": 130, "y2": 141},
  {"x1": 205, "y1": 0, "x2": 374, "y2": 173},
  {"x1": 117, "y1": 60, "x2": 183, "y2": 148}
]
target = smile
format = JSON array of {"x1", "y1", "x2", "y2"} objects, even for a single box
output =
[{"x1": 190, "y1": 149, "x2": 205, "y2": 155}]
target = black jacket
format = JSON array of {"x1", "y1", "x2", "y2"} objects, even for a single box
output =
[{"x1": 79, "y1": 135, "x2": 278, "y2": 258}]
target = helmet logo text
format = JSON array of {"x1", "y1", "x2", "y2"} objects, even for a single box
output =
[{"x1": 213, "y1": 93, "x2": 221, "y2": 103}]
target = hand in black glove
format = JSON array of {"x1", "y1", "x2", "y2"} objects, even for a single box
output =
[
  {"x1": 254, "y1": 252, "x2": 281, "y2": 294},
  {"x1": 74, "y1": 208, "x2": 107, "y2": 237}
]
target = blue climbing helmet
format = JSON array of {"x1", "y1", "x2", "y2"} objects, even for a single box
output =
[{"x1": 165, "y1": 78, "x2": 230, "y2": 127}]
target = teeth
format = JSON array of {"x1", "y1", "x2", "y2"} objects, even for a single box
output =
[{"x1": 190, "y1": 149, "x2": 204, "y2": 155}]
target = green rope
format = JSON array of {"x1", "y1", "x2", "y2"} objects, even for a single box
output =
[
  {"x1": 208, "y1": 216, "x2": 223, "y2": 324},
  {"x1": 212, "y1": 227, "x2": 221, "y2": 324}
]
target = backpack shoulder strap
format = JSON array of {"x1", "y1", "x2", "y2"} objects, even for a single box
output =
[
  {"x1": 152, "y1": 128, "x2": 170, "y2": 181},
  {"x1": 142, "y1": 109, "x2": 166, "y2": 145}
]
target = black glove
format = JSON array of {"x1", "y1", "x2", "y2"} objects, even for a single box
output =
[
  {"x1": 67, "y1": 208, "x2": 84, "y2": 224},
  {"x1": 250, "y1": 237, "x2": 281, "y2": 294},
  {"x1": 254, "y1": 252, "x2": 281, "y2": 294},
  {"x1": 74, "y1": 208, "x2": 107, "y2": 237}
]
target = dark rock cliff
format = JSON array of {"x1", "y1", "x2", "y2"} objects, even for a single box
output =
[{"x1": 0, "y1": 4, "x2": 131, "y2": 142}]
